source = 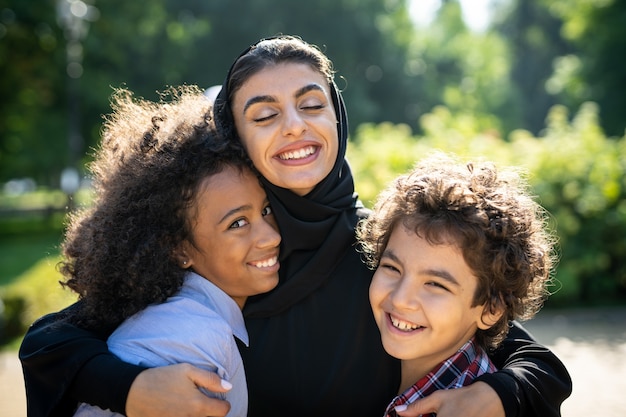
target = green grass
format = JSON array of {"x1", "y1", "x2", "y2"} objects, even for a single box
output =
[
  {"x1": 0, "y1": 230, "x2": 64, "y2": 286},
  {"x1": 0, "y1": 203, "x2": 76, "y2": 349}
]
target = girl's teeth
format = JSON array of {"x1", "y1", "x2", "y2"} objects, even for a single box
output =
[{"x1": 253, "y1": 256, "x2": 278, "y2": 268}]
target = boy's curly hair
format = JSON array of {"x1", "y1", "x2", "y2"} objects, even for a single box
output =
[
  {"x1": 59, "y1": 85, "x2": 250, "y2": 332},
  {"x1": 357, "y1": 152, "x2": 557, "y2": 349}
]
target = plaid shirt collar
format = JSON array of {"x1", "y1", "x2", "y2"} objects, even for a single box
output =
[{"x1": 384, "y1": 338, "x2": 497, "y2": 417}]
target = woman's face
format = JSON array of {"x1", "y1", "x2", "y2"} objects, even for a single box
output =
[
  {"x1": 180, "y1": 166, "x2": 281, "y2": 309},
  {"x1": 231, "y1": 63, "x2": 339, "y2": 196}
]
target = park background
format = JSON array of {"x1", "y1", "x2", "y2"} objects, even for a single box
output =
[{"x1": 0, "y1": 0, "x2": 625, "y2": 416}]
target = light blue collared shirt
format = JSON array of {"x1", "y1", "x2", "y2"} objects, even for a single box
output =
[{"x1": 74, "y1": 271, "x2": 249, "y2": 417}]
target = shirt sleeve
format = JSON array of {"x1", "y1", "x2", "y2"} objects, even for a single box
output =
[
  {"x1": 477, "y1": 320, "x2": 572, "y2": 417},
  {"x1": 18, "y1": 302, "x2": 146, "y2": 416}
]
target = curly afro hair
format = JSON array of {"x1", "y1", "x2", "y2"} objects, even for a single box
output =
[
  {"x1": 357, "y1": 152, "x2": 558, "y2": 349},
  {"x1": 59, "y1": 85, "x2": 252, "y2": 332}
]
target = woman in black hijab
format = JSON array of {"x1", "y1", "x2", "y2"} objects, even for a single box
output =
[{"x1": 19, "y1": 36, "x2": 571, "y2": 417}]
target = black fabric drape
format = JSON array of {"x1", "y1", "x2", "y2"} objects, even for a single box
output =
[
  {"x1": 212, "y1": 39, "x2": 401, "y2": 416},
  {"x1": 214, "y1": 46, "x2": 361, "y2": 317}
]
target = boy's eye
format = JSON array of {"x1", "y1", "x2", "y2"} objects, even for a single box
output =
[
  {"x1": 229, "y1": 218, "x2": 249, "y2": 229},
  {"x1": 427, "y1": 281, "x2": 450, "y2": 291},
  {"x1": 380, "y1": 262, "x2": 400, "y2": 274},
  {"x1": 262, "y1": 205, "x2": 273, "y2": 216}
]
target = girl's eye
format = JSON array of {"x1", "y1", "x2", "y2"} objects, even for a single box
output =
[
  {"x1": 229, "y1": 218, "x2": 249, "y2": 229},
  {"x1": 262, "y1": 205, "x2": 273, "y2": 216}
]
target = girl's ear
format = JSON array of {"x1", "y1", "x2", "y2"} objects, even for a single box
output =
[
  {"x1": 478, "y1": 303, "x2": 505, "y2": 330},
  {"x1": 172, "y1": 243, "x2": 193, "y2": 269}
]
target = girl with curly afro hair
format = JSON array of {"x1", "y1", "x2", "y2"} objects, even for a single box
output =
[
  {"x1": 357, "y1": 152, "x2": 558, "y2": 417},
  {"x1": 61, "y1": 85, "x2": 281, "y2": 417}
]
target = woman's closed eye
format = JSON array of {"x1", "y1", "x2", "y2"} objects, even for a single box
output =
[
  {"x1": 301, "y1": 103, "x2": 325, "y2": 111},
  {"x1": 253, "y1": 112, "x2": 278, "y2": 123}
]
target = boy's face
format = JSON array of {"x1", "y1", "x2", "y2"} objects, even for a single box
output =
[
  {"x1": 369, "y1": 224, "x2": 493, "y2": 379},
  {"x1": 179, "y1": 166, "x2": 281, "y2": 309}
]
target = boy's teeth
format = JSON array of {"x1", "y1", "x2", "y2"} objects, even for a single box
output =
[{"x1": 390, "y1": 316, "x2": 420, "y2": 331}]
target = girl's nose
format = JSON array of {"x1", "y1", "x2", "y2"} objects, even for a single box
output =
[{"x1": 256, "y1": 218, "x2": 281, "y2": 248}]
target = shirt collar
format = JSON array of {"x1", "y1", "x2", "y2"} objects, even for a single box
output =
[
  {"x1": 183, "y1": 271, "x2": 249, "y2": 346},
  {"x1": 385, "y1": 338, "x2": 496, "y2": 416}
]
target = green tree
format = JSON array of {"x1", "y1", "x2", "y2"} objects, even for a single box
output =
[
  {"x1": 406, "y1": 0, "x2": 519, "y2": 135},
  {"x1": 0, "y1": 0, "x2": 419, "y2": 185},
  {"x1": 545, "y1": 0, "x2": 626, "y2": 137},
  {"x1": 492, "y1": 0, "x2": 572, "y2": 135},
  {"x1": 0, "y1": 0, "x2": 67, "y2": 184}
]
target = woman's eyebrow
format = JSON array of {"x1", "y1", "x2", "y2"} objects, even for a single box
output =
[
  {"x1": 243, "y1": 84, "x2": 326, "y2": 114},
  {"x1": 243, "y1": 95, "x2": 276, "y2": 114},
  {"x1": 295, "y1": 83, "x2": 325, "y2": 98}
]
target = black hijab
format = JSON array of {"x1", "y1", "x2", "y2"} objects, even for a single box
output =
[{"x1": 213, "y1": 39, "x2": 362, "y2": 318}]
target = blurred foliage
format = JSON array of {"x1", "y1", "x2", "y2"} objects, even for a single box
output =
[
  {"x1": 348, "y1": 102, "x2": 626, "y2": 306},
  {"x1": 543, "y1": 0, "x2": 626, "y2": 137},
  {"x1": 2, "y1": 0, "x2": 626, "y2": 185},
  {"x1": 0, "y1": 0, "x2": 418, "y2": 185},
  {"x1": 492, "y1": 0, "x2": 626, "y2": 137},
  {"x1": 0, "y1": 256, "x2": 76, "y2": 343}
]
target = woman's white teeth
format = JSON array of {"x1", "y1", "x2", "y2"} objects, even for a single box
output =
[
  {"x1": 253, "y1": 256, "x2": 278, "y2": 268},
  {"x1": 390, "y1": 316, "x2": 420, "y2": 331},
  {"x1": 278, "y1": 146, "x2": 315, "y2": 160}
]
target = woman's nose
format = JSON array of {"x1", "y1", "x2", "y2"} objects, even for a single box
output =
[{"x1": 281, "y1": 107, "x2": 307, "y2": 137}]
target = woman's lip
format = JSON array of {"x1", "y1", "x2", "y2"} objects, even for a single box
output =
[{"x1": 274, "y1": 140, "x2": 320, "y2": 155}]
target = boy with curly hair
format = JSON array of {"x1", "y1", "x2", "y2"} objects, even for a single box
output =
[
  {"x1": 59, "y1": 86, "x2": 281, "y2": 417},
  {"x1": 357, "y1": 152, "x2": 557, "y2": 417}
]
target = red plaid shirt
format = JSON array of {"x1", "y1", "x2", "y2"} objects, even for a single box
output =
[{"x1": 383, "y1": 338, "x2": 497, "y2": 417}]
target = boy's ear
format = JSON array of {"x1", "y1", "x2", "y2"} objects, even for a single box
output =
[{"x1": 478, "y1": 304, "x2": 505, "y2": 330}]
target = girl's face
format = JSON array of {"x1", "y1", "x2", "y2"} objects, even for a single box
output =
[
  {"x1": 369, "y1": 224, "x2": 501, "y2": 384},
  {"x1": 231, "y1": 63, "x2": 339, "y2": 196},
  {"x1": 179, "y1": 166, "x2": 281, "y2": 309}
]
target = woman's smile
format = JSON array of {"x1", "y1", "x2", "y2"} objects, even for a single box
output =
[{"x1": 276, "y1": 144, "x2": 319, "y2": 162}]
